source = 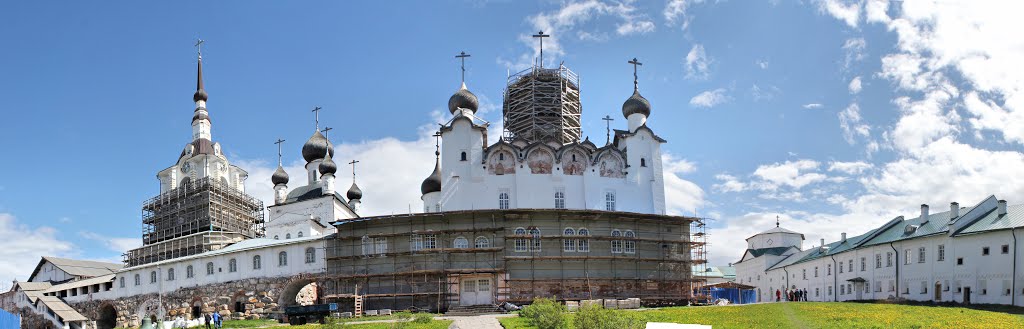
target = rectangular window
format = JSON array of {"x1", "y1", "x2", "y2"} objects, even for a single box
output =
[
  {"x1": 802, "y1": 269, "x2": 806, "y2": 280},
  {"x1": 957, "y1": 257, "x2": 964, "y2": 265},
  {"x1": 374, "y1": 237, "x2": 388, "y2": 255},
  {"x1": 498, "y1": 190, "x2": 510, "y2": 210},
  {"x1": 605, "y1": 191, "x2": 616, "y2": 211},
  {"x1": 887, "y1": 252, "x2": 893, "y2": 267},
  {"x1": 981, "y1": 280, "x2": 988, "y2": 295},
  {"x1": 918, "y1": 247, "x2": 926, "y2": 263},
  {"x1": 904, "y1": 249, "x2": 911, "y2": 265},
  {"x1": 424, "y1": 234, "x2": 437, "y2": 249},
  {"x1": 411, "y1": 234, "x2": 423, "y2": 251},
  {"x1": 563, "y1": 235, "x2": 575, "y2": 252},
  {"x1": 938, "y1": 244, "x2": 945, "y2": 261},
  {"x1": 921, "y1": 281, "x2": 928, "y2": 294},
  {"x1": 828, "y1": 286, "x2": 832, "y2": 296},
  {"x1": 815, "y1": 288, "x2": 820, "y2": 297},
  {"x1": 839, "y1": 262, "x2": 843, "y2": 274},
  {"x1": 875, "y1": 281, "x2": 882, "y2": 292},
  {"x1": 865, "y1": 281, "x2": 870, "y2": 293},
  {"x1": 889, "y1": 280, "x2": 895, "y2": 292},
  {"x1": 848, "y1": 259, "x2": 853, "y2": 273},
  {"x1": 1002, "y1": 245, "x2": 1010, "y2": 254},
  {"x1": 814, "y1": 267, "x2": 819, "y2": 278},
  {"x1": 1004, "y1": 280, "x2": 1012, "y2": 295},
  {"x1": 983, "y1": 247, "x2": 990, "y2": 255},
  {"x1": 514, "y1": 238, "x2": 527, "y2": 252},
  {"x1": 876, "y1": 254, "x2": 882, "y2": 268},
  {"x1": 554, "y1": 189, "x2": 566, "y2": 209},
  {"x1": 827, "y1": 264, "x2": 832, "y2": 276},
  {"x1": 861, "y1": 257, "x2": 866, "y2": 271}
]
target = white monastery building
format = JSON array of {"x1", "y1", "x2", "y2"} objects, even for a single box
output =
[{"x1": 736, "y1": 195, "x2": 1024, "y2": 306}]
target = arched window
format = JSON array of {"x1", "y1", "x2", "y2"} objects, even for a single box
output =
[
  {"x1": 286, "y1": 233, "x2": 291, "y2": 239},
  {"x1": 297, "y1": 231, "x2": 304, "y2": 238},
  {"x1": 167, "y1": 268, "x2": 175, "y2": 281},
  {"x1": 228, "y1": 258, "x2": 237, "y2": 272},
  {"x1": 454, "y1": 236, "x2": 469, "y2": 249},
  {"x1": 563, "y1": 228, "x2": 576, "y2": 252},
  {"x1": 134, "y1": 274, "x2": 140, "y2": 286},
  {"x1": 253, "y1": 255, "x2": 262, "y2": 270},
  {"x1": 641, "y1": 158, "x2": 647, "y2": 167},
  {"x1": 119, "y1": 277, "x2": 125, "y2": 288},
  {"x1": 498, "y1": 191, "x2": 510, "y2": 209},
  {"x1": 499, "y1": 153, "x2": 504, "y2": 161},
  {"x1": 475, "y1": 236, "x2": 490, "y2": 248},
  {"x1": 461, "y1": 152, "x2": 467, "y2": 161},
  {"x1": 274, "y1": 235, "x2": 279, "y2": 240},
  {"x1": 530, "y1": 228, "x2": 542, "y2": 252},
  {"x1": 305, "y1": 247, "x2": 316, "y2": 263},
  {"x1": 577, "y1": 228, "x2": 590, "y2": 252},
  {"x1": 514, "y1": 228, "x2": 527, "y2": 252},
  {"x1": 362, "y1": 236, "x2": 373, "y2": 256},
  {"x1": 186, "y1": 265, "x2": 194, "y2": 278},
  {"x1": 279, "y1": 251, "x2": 288, "y2": 266},
  {"x1": 624, "y1": 230, "x2": 636, "y2": 254},
  {"x1": 611, "y1": 230, "x2": 623, "y2": 253},
  {"x1": 150, "y1": 271, "x2": 157, "y2": 283},
  {"x1": 206, "y1": 262, "x2": 214, "y2": 275}
]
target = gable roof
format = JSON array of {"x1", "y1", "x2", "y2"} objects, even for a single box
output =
[{"x1": 28, "y1": 257, "x2": 121, "y2": 282}]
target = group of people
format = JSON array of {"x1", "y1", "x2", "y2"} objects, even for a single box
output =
[
  {"x1": 204, "y1": 312, "x2": 223, "y2": 329},
  {"x1": 774, "y1": 288, "x2": 808, "y2": 302}
]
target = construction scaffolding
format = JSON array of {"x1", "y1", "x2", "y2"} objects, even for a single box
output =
[
  {"x1": 502, "y1": 65, "x2": 582, "y2": 144},
  {"x1": 124, "y1": 176, "x2": 264, "y2": 267},
  {"x1": 690, "y1": 217, "x2": 710, "y2": 303}
]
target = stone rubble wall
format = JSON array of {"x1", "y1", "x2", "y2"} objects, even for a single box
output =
[{"x1": 71, "y1": 276, "x2": 320, "y2": 328}]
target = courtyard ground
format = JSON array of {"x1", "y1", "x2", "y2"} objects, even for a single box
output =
[{"x1": 498, "y1": 302, "x2": 1024, "y2": 328}]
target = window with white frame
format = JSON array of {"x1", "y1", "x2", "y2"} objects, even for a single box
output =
[
  {"x1": 875, "y1": 254, "x2": 881, "y2": 268},
  {"x1": 278, "y1": 251, "x2": 288, "y2": 266},
  {"x1": 921, "y1": 281, "x2": 928, "y2": 294},
  {"x1": 904, "y1": 249, "x2": 911, "y2": 265},
  {"x1": 827, "y1": 264, "x2": 832, "y2": 275},
  {"x1": 624, "y1": 230, "x2": 636, "y2": 254},
  {"x1": 229, "y1": 258, "x2": 237, "y2": 272},
  {"x1": 529, "y1": 228, "x2": 541, "y2": 251},
  {"x1": 362, "y1": 236, "x2": 373, "y2": 256},
  {"x1": 839, "y1": 262, "x2": 844, "y2": 274},
  {"x1": 886, "y1": 252, "x2": 893, "y2": 267},
  {"x1": 514, "y1": 228, "x2": 527, "y2": 252},
  {"x1": 605, "y1": 191, "x2": 616, "y2": 211},
  {"x1": 938, "y1": 244, "x2": 945, "y2": 261},
  {"x1": 305, "y1": 247, "x2": 315, "y2": 263},
  {"x1": 814, "y1": 267, "x2": 819, "y2": 277},
  {"x1": 611, "y1": 230, "x2": 623, "y2": 253},
  {"x1": 875, "y1": 281, "x2": 882, "y2": 292},
  {"x1": 253, "y1": 256, "x2": 261, "y2": 270},
  {"x1": 286, "y1": 233, "x2": 291, "y2": 239},
  {"x1": 186, "y1": 265, "x2": 194, "y2": 278},
  {"x1": 167, "y1": 268, "x2": 175, "y2": 281},
  {"x1": 918, "y1": 247, "x2": 926, "y2": 263},
  {"x1": 848, "y1": 259, "x2": 853, "y2": 272},
  {"x1": 298, "y1": 231, "x2": 303, "y2": 238},
  {"x1": 374, "y1": 237, "x2": 387, "y2": 255},
  {"x1": 802, "y1": 269, "x2": 806, "y2": 280},
  {"x1": 475, "y1": 236, "x2": 490, "y2": 248},
  {"x1": 206, "y1": 262, "x2": 214, "y2": 275},
  {"x1": 150, "y1": 271, "x2": 157, "y2": 283},
  {"x1": 454, "y1": 236, "x2": 469, "y2": 249},
  {"x1": 499, "y1": 189, "x2": 510, "y2": 210},
  {"x1": 865, "y1": 281, "x2": 870, "y2": 293},
  {"x1": 425, "y1": 234, "x2": 437, "y2": 249},
  {"x1": 134, "y1": 274, "x2": 140, "y2": 286},
  {"x1": 861, "y1": 257, "x2": 866, "y2": 271},
  {"x1": 577, "y1": 228, "x2": 590, "y2": 252},
  {"x1": 411, "y1": 234, "x2": 424, "y2": 251},
  {"x1": 119, "y1": 277, "x2": 125, "y2": 288},
  {"x1": 554, "y1": 189, "x2": 565, "y2": 209},
  {"x1": 563, "y1": 228, "x2": 576, "y2": 252}
]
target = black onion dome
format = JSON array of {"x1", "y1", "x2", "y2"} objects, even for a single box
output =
[
  {"x1": 319, "y1": 154, "x2": 337, "y2": 175},
  {"x1": 447, "y1": 83, "x2": 479, "y2": 114},
  {"x1": 420, "y1": 160, "x2": 442, "y2": 195},
  {"x1": 272, "y1": 165, "x2": 289, "y2": 185},
  {"x1": 621, "y1": 89, "x2": 651, "y2": 119},
  {"x1": 301, "y1": 130, "x2": 335, "y2": 163},
  {"x1": 193, "y1": 89, "x2": 208, "y2": 102},
  {"x1": 347, "y1": 182, "x2": 363, "y2": 200}
]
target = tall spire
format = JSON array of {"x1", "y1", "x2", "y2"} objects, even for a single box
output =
[{"x1": 193, "y1": 39, "x2": 208, "y2": 103}]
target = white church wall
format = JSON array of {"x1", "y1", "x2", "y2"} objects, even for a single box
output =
[{"x1": 30, "y1": 262, "x2": 76, "y2": 283}]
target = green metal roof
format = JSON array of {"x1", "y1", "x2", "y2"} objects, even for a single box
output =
[{"x1": 956, "y1": 204, "x2": 1024, "y2": 235}]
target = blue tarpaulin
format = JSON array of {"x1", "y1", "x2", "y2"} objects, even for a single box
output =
[
  {"x1": 0, "y1": 308, "x2": 20, "y2": 328},
  {"x1": 705, "y1": 287, "x2": 757, "y2": 304}
]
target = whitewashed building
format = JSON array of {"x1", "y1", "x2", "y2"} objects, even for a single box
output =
[{"x1": 735, "y1": 195, "x2": 1024, "y2": 306}]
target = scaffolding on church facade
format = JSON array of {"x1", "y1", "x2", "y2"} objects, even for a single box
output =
[
  {"x1": 502, "y1": 65, "x2": 582, "y2": 144},
  {"x1": 123, "y1": 177, "x2": 265, "y2": 267},
  {"x1": 690, "y1": 217, "x2": 711, "y2": 303}
]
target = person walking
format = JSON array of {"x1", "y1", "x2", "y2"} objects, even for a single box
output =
[
  {"x1": 776, "y1": 289, "x2": 781, "y2": 302},
  {"x1": 804, "y1": 289, "x2": 809, "y2": 301},
  {"x1": 212, "y1": 312, "x2": 222, "y2": 329},
  {"x1": 204, "y1": 313, "x2": 212, "y2": 329}
]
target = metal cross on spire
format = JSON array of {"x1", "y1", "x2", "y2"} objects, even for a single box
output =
[
  {"x1": 776, "y1": 215, "x2": 780, "y2": 228},
  {"x1": 194, "y1": 38, "x2": 205, "y2": 58},
  {"x1": 312, "y1": 106, "x2": 322, "y2": 130},
  {"x1": 456, "y1": 51, "x2": 471, "y2": 84},
  {"x1": 532, "y1": 31, "x2": 550, "y2": 67},
  {"x1": 348, "y1": 160, "x2": 360, "y2": 179},
  {"x1": 432, "y1": 131, "x2": 442, "y2": 159},
  {"x1": 321, "y1": 126, "x2": 333, "y2": 158},
  {"x1": 601, "y1": 115, "x2": 615, "y2": 145},
  {"x1": 274, "y1": 138, "x2": 286, "y2": 166},
  {"x1": 628, "y1": 58, "x2": 643, "y2": 91}
]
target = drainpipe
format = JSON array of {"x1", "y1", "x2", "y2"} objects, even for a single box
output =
[
  {"x1": 830, "y1": 253, "x2": 838, "y2": 302},
  {"x1": 889, "y1": 242, "x2": 899, "y2": 299},
  {"x1": 783, "y1": 266, "x2": 790, "y2": 301},
  {"x1": 1012, "y1": 227, "x2": 1018, "y2": 306}
]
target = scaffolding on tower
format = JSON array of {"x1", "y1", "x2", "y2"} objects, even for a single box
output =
[
  {"x1": 502, "y1": 64, "x2": 582, "y2": 144},
  {"x1": 690, "y1": 216, "x2": 710, "y2": 304}
]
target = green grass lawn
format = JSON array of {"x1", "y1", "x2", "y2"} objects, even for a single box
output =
[
  {"x1": 222, "y1": 319, "x2": 281, "y2": 328},
  {"x1": 499, "y1": 302, "x2": 1024, "y2": 329},
  {"x1": 288, "y1": 319, "x2": 453, "y2": 329}
]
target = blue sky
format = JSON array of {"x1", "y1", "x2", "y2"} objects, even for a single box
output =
[{"x1": 2, "y1": 1, "x2": 1024, "y2": 283}]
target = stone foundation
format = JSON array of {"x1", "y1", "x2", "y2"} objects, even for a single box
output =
[{"x1": 72, "y1": 275, "x2": 322, "y2": 328}]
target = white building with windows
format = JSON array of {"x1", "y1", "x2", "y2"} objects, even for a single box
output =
[{"x1": 736, "y1": 195, "x2": 1024, "y2": 306}]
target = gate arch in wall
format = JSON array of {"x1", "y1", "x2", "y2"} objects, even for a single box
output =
[
  {"x1": 135, "y1": 298, "x2": 166, "y2": 328},
  {"x1": 97, "y1": 303, "x2": 118, "y2": 329},
  {"x1": 278, "y1": 277, "x2": 320, "y2": 310}
]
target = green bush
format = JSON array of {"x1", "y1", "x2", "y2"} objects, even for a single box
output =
[
  {"x1": 572, "y1": 304, "x2": 646, "y2": 329},
  {"x1": 521, "y1": 297, "x2": 567, "y2": 329},
  {"x1": 412, "y1": 312, "x2": 433, "y2": 323}
]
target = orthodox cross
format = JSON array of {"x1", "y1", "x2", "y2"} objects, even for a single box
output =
[
  {"x1": 456, "y1": 51, "x2": 471, "y2": 84},
  {"x1": 274, "y1": 138, "x2": 286, "y2": 166},
  {"x1": 601, "y1": 115, "x2": 614, "y2": 145},
  {"x1": 432, "y1": 131, "x2": 442, "y2": 158},
  {"x1": 628, "y1": 58, "x2": 642, "y2": 90},
  {"x1": 776, "y1": 215, "x2": 780, "y2": 228},
  {"x1": 194, "y1": 38, "x2": 205, "y2": 58},
  {"x1": 348, "y1": 160, "x2": 360, "y2": 179},
  {"x1": 312, "y1": 106, "x2": 322, "y2": 130},
  {"x1": 532, "y1": 31, "x2": 550, "y2": 67},
  {"x1": 321, "y1": 126, "x2": 333, "y2": 158}
]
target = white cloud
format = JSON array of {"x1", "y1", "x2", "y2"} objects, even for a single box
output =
[
  {"x1": 864, "y1": 0, "x2": 890, "y2": 23},
  {"x1": 751, "y1": 84, "x2": 779, "y2": 101},
  {"x1": 842, "y1": 37, "x2": 867, "y2": 70},
  {"x1": 712, "y1": 174, "x2": 747, "y2": 193},
  {"x1": 802, "y1": 103, "x2": 824, "y2": 109},
  {"x1": 684, "y1": 44, "x2": 711, "y2": 79},
  {"x1": 827, "y1": 161, "x2": 872, "y2": 175},
  {"x1": 664, "y1": 0, "x2": 706, "y2": 30},
  {"x1": 662, "y1": 154, "x2": 705, "y2": 216},
  {"x1": 838, "y1": 102, "x2": 871, "y2": 145},
  {"x1": 848, "y1": 76, "x2": 862, "y2": 94},
  {"x1": 79, "y1": 231, "x2": 141, "y2": 255},
  {"x1": 616, "y1": 20, "x2": 655, "y2": 35},
  {"x1": 0, "y1": 213, "x2": 74, "y2": 281},
  {"x1": 689, "y1": 88, "x2": 728, "y2": 108},
  {"x1": 756, "y1": 59, "x2": 769, "y2": 69},
  {"x1": 816, "y1": 0, "x2": 862, "y2": 28},
  {"x1": 752, "y1": 160, "x2": 828, "y2": 190}
]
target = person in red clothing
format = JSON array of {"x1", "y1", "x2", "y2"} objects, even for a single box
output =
[{"x1": 775, "y1": 289, "x2": 781, "y2": 302}]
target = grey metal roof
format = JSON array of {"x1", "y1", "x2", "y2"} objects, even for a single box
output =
[
  {"x1": 621, "y1": 89, "x2": 651, "y2": 118},
  {"x1": 178, "y1": 138, "x2": 216, "y2": 160},
  {"x1": 44, "y1": 274, "x2": 115, "y2": 293},
  {"x1": 14, "y1": 281, "x2": 52, "y2": 291},
  {"x1": 448, "y1": 83, "x2": 479, "y2": 114},
  {"x1": 301, "y1": 130, "x2": 334, "y2": 163},
  {"x1": 29, "y1": 257, "x2": 121, "y2": 281},
  {"x1": 122, "y1": 234, "x2": 327, "y2": 271},
  {"x1": 38, "y1": 296, "x2": 88, "y2": 321},
  {"x1": 746, "y1": 226, "x2": 806, "y2": 240}
]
